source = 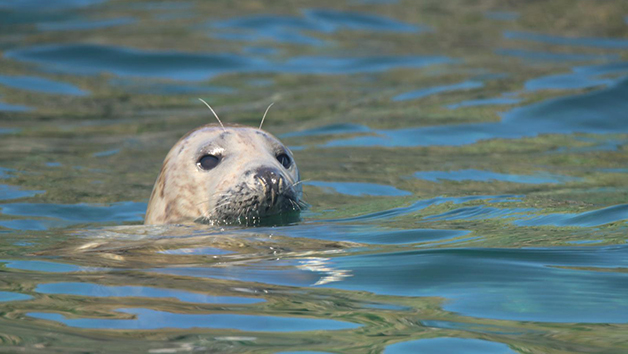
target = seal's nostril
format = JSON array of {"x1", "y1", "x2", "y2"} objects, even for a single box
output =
[{"x1": 254, "y1": 167, "x2": 285, "y2": 204}]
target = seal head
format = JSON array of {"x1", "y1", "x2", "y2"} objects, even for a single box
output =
[{"x1": 145, "y1": 124, "x2": 303, "y2": 225}]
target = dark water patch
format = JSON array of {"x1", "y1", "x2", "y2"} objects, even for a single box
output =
[
  {"x1": 414, "y1": 169, "x2": 579, "y2": 184},
  {"x1": 282, "y1": 123, "x2": 371, "y2": 138},
  {"x1": 385, "y1": 337, "x2": 516, "y2": 354},
  {"x1": 28, "y1": 308, "x2": 360, "y2": 331},
  {"x1": 0, "y1": 0, "x2": 106, "y2": 11},
  {"x1": 0, "y1": 10, "x2": 71, "y2": 26},
  {"x1": 158, "y1": 247, "x2": 234, "y2": 255},
  {"x1": 504, "y1": 30, "x2": 628, "y2": 49},
  {"x1": 496, "y1": 48, "x2": 618, "y2": 62},
  {"x1": 270, "y1": 224, "x2": 469, "y2": 245},
  {"x1": 306, "y1": 181, "x2": 411, "y2": 197},
  {"x1": 0, "y1": 290, "x2": 32, "y2": 302},
  {"x1": 324, "y1": 245, "x2": 628, "y2": 322},
  {"x1": 0, "y1": 75, "x2": 87, "y2": 96},
  {"x1": 392, "y1": 80, "x2": 483, "y2": 101},
  {"x1": 110, "y1": 78, "x2": 235, "y2": 95},
  {"x1": 6, "y1": 44, "x2": 452, "y2": 80},
  {"x1": 0, "y1": 184, "x2": 45, "y2": 200},
  {"x1": 2, "y1": 259, "x2": 88, "y2": 273},
  {"x1": 484, "y1": 11, "x2": 519, "y2": 21},
  {"x1": 516, "y1": 203, "x2": 628, "y2": 227},
  {"x1": 303, "y1": 9, "x2": 421, "y2": 33},
  {"x1": 324, "y1": 195, "x2": 519, "y2": 223},
  {"x1": 423, "y1": 202, "x2": 628, "y2": 227},
  {"x1": 446, "y1": 97, "x2": 521, "y2": 109},
  {"x1": 552, "y1": 137, "x2": 628, "y2": 154},
  {"x1": 45, "y1": 162, "x2": 62, "y2": 167},
  {"x1": 35, "y1": 282, "x2": 263, "y2": 304},
  {"x1": 92, "y1": 149, "x2": 120, "y2": 157},
  {"x1": 211, "y1": 9, "x2": 421, "y2": 45},
  {"x1": 0, "y1": 100, "x2": 30, "y2": 112},
  {"x1": 0, "y1": 201, "x2": 146, "y2": 230},
  {"x1": 324, "y1": 77, "x2": 628, "y2": 147},
  {"x1": 423, "y1": 206, "x2": 535, "y2": 222},
  {"x1": 4, "y1": 44, "x2": 264, "y2": 81},
  {"x1": 37, "y1": 17, "x2": 135, "y2": 32}
]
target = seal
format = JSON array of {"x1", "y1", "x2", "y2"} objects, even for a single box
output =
[{"x1": 144, "y1": 122, "x2": 303, "y2": 225}]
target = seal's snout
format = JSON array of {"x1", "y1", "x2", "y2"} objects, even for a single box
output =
[{"x1": 254, "y1": 167, "x2": 287, "y2": 206}]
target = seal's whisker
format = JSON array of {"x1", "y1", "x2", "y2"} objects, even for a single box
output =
[
  {"x1": 195, "y1": 194, "x2": 231, "y2": 206},
  {"x1": 198, "y1": 98, "x2": 226, "y2": 132},
  {"x1": 259, "y1": 102, "x2": 275, "y2": 130},
  {"x1": 291, "y1": 179, "x2": 309, "y2": 188}
]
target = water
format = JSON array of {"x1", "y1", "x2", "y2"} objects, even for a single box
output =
[{"x1": 0, "y1": 0, "x2": 627, "y2": 353}]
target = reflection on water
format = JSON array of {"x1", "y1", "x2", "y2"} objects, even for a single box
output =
[
  {"x1": 385, "y1": 337, "x2": 516, "y2": 354},
  {"x1": 1, "y1": 0, "x2": 628, "y2": 352},
  {"x1": 414, "y1": 169, "x2": 579, "y2": 184},
  {"x1": 211, "y1": 8, "x2": 422, "y2": 45},
  {"x1": 35, "y1": 282, "x2": 264, "y2": 304},
  {"x1": 6, "y1": 44, "x2": 452, "y2": 80},
  {"x1": 29, "y1": 308, "x2": 360, "y2": 331},
  {"x1": 37, "y1": 17, "x2": 135, "y2": 32},
  {"x1": 0, "y1": 75, "x2": 87, "y2": 95}
]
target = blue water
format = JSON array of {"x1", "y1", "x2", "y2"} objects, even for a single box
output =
[
  {"x1": 393, "y1": 80, "x2": 484, "y2": 101},
  {"x1": 306, "y1": 181, "x2": 411, "y2": 196},
  {"x1": 211, "y1": 9, "x2": 422, "y2": 45},
  {"x1": 1, "y1": 0, "x2": 628, "y2": 352},
  {"x1": 385, "y1": 338, "x2": 516, "y2": 354},
  {"x1": 0, "y1": 75, "x2": 87, "y2": 96},
  {"x1": 0, "y1": 100, "x2": 30, "y2": 112},
  {"x1": 28, "y1": 309, "x2": 360, "y2": 331},
  {"x1": 5, "y1": 44, "x2": 452, "y2": 81},
  {"x1": 37, "y1": 17, "x2": 135, "y2": 32},
  {"x1": 36, "y1": 282, "x2": 264, "y2": 304},
  {"x1": 414, "y1": 169, "x2": 579, "y2": 184},
  {"x1": 0, "y1": 291, "x2": 32, "y2": 302},
  {"x1": 319, "y1": 76, "x2": 628, "y2": 147}
]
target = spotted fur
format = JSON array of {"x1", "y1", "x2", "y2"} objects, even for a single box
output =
[{"x1": 145, "y1": 124, "x2": 303, "y2": 225}]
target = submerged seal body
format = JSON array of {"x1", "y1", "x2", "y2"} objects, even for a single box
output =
[{"x1": 145, "y1": 124, "x2": 303, "y2": 225}]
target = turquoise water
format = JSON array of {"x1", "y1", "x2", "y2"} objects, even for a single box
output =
[{"x1": 1, "y1": 0, "x2": 627, "y2": 352}]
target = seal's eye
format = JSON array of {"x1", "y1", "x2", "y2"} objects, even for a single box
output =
[
  {"x1": 277, "y1": 153, "x2": 291, "y2": 169},
  {"x1": 197, "y1": 155, "x2": 220, "y2": 170}
]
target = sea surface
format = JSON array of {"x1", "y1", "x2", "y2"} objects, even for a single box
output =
[{"x1": 0, "y1": 0, "x2": 627, "y2": 353}]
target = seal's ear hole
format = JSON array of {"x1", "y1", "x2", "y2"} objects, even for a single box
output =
[
  {"x1": 277, "y1": 153, "x2": 291, "y2": 169},
  {"x1": 197, "y1": 155, "x2": 220, "y2": 170}
]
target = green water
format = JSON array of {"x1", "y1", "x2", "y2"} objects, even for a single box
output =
[{"x1": 0, "y1": 0, "x2": 627, "y2": 352}]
